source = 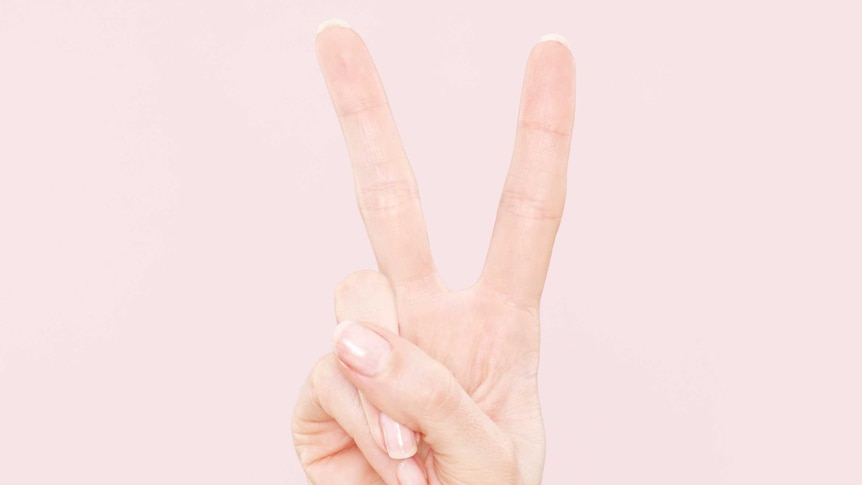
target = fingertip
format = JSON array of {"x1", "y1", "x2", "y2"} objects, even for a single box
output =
[
  {"x1": 332, "y1": 319, "x2": 358, "y2": 344},
  {"x1": 380, "y1": 411, "x2": 418, "y2": 459},
  {"x1": 539, "y1": 33, "x2": 570, "y2": 50},
  {"x1": 530, "y1": 33, "x2": 576, "y2": 81},
  {"x1": 523, "y1": 35, "x2": 577, "y2": 108},
  {"x1": 333, "y1": 321, "x2": 393, "y2": 378},
  {"x1": 317, "y1": 18, "x2": 351, "y2": 34},
  {"x1": 314, "y1": 17, "x2": 361, "y2": 63},
  {"x1": 396, "y1": 457, "x2": 427, "y2": 485}
]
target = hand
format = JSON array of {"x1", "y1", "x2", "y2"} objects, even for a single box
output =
[{"x1": 292, "y1": 20, "x2": 575, "y2": 484}]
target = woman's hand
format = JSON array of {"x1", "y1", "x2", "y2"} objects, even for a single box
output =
[{"x1": 292, "y1": 20, "x2": 575, "y2": 484}]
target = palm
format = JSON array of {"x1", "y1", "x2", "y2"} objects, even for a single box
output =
[
  {"x1": 295, "y1": 21, "x2": 574, "y2": 484},
  {"x1": 298, "y1": 284, "x2": 545, "y2": 485},
  {"x1": 408, "y1": 287, "x2": 541, "y2": 417},
  {"x1": 401, "y1": 285, "x2": 545, "y2": 474}
]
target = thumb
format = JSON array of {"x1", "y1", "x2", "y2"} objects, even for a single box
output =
[{"x1": 333, "y1": 320, "x2": 521, "y2": 484}]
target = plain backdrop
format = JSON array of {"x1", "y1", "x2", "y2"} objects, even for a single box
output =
[{"x1": 1, "y1": 1, "x2": 860, "y2": 484}]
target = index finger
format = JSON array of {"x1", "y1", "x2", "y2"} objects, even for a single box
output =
[{"x1": 315, "y1": 21, "x2": 440, "y2": 294}]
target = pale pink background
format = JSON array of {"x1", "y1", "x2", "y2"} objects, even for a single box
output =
[{"x1": 1, "y1": 1, "x2": 860, "y2": 484}]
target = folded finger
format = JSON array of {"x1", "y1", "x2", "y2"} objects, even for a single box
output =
[
  {"x1": 333, "y1": 321, "x2": 519, "y2": 484},
  {"x1": 294, "y1": 354, "x2": 422, "y2": 484},
  {"x1": 334, "y1": 270, "x2": 419, "y2": 460}
]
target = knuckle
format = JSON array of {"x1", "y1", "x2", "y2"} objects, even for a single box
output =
[
  {"x1": 339, "y1": 100, "x2": 389, "y2": 119},
  {"x1": 309, "y1": 354, "x2": 337, "y2": 398},
  {"x1": 356, "y1": 174, "x2": 420, "y2": 213},
  {"x1": 498, "y1": 187, "x2": 564, "y2": 222},
  {"x1": 419, "y1": 365, "x2": 461, "y2": 417},
  {"x1": 333, "y1": 270, "x2": 395, "y2": 318},
  {"x1": 334, "y1": 269, "x2": 389, "y2": 300},
  {"x1": 292, "y1": 355, "x2": 337, "y2": 444},
  {"x1": 517, "y1": 118, "x2": 572, "y2": 139}
]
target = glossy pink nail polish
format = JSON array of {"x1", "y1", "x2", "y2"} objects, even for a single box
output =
[{"x1": 333, "y1": 320, "x2": 391, "y2": 377}]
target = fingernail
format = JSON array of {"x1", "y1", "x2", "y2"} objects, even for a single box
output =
[
  {"x1": 317, "y1": 18, "x2": 351, "y2": 34},
  {"x1": 333, "y1": 321, "x2": 391, "y2": 377},
  {"x1": 380, "y1": 411, "x2": 417, "y2": 459},
  {"x1": 397, "y1": 457, "x2": 426, "y2": 485},
  {"x1": 540, "y1": 33, "x2": 570, "y2": 49}
]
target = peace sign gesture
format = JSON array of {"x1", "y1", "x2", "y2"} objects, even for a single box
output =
[{"x1": 293, "y1": 20, "x2": 575, "y2": 484}]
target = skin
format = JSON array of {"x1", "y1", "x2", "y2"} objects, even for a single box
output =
[{"x1": 292, "y1": 22, "x2": 576, "y2": 485}]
